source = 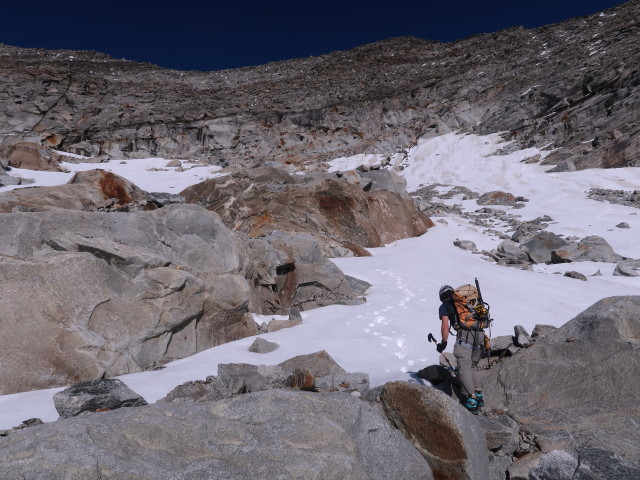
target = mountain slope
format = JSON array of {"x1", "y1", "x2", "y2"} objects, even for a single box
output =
[{"x1": 1, "y1": 1, "x2": 638, "y2": 169}]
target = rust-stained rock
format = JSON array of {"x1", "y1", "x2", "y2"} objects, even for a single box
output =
[
  {"x1": 477, "y1": 191, "x2": 517, "y2": 206},
  {"x1": 0, "y1": 169, "x2": 151, "y2": 213},
  {"x1": 68, "y1": 169, "x2": 149, "y2": 206},
  {"x1": 288, "y1": 369, "x2": 317, "y2": 391},
  {"x1": 181, "y1": 167, "x2": 434, "y2": 252},
  {"x1": 379, "y1": 381, "x2": 489, "y2": 480}
]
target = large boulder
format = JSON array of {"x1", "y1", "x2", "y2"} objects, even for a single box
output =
[
  {"x1": 0, "y1": 390, "x2": 434, "y2": 479},
  {"x1": 377, "y1": 381, "x2": 489, "y2": 480},
  {"x1": 481, "y1": 296, "x2": 640, "y2": 466},
  {"x1": 0, "y1": 140, "x2": 62, "y2": 171},
  {"x1": 0, "y1": 204, "x2": 257, "y2": 394},
  {"x1": 181, "y1": 166, "x2": 434, "y2": 252},
  {"x1": 245, "y1": 231, "x2": 369, "y2": 314},
  {"x1": 0, "y1": 169, "x2": 152, "y2": 212},
  {"x1": 551, "y1": 235, "x2": 620, "y2": 263},
  {"x1": 521, "y1": 231, "x2": 568, "y2": 264}
]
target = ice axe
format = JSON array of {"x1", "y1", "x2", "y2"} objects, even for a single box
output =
[{"x1": 428, "y1": 332, "x2": 471, "y2": 397}]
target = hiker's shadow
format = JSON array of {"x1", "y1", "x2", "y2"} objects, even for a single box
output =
[
  {"x1": 412, "y1": 365, "x2": 466, "y2": 402},
  {"x1": 407, "y1": 372, "x2": 428, "y2": 385}
]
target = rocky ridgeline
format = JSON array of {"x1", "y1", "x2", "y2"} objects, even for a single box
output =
[
  {"x1": 2, "y1": 296, "x2": 639, "y2": 479},
  {"x1": 1, "y1": 0, "x2": 639, "y2": 171}
]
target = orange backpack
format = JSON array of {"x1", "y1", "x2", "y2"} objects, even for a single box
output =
[{"x1": 451, "y1": 284, "x2": 490, "y2": 330}]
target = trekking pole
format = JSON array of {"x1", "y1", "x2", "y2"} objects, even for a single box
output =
[{"x1": 428, "y1": 332, "x2": 471, "y2": 397}]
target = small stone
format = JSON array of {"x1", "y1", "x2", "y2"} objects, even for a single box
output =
[
  {"x1": 615, "y1": 222, "x2": 630, "y2": 229},
  {"x1": 453, "y1": 239, "x2": 478, "y2": 252},
  {"x1": 53, "y1": 379, "x2": 147, "y2": 419},
  {"x1": 248, "y1": 337, "x2": 280, "y2": 354},
  {"x1": 564, "y1": 271, "x2": 587, "y2": 281}
]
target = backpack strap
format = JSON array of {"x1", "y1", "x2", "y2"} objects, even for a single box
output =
[{"x1": 444, "y1": 300, "x2": 459, "y2": 331}]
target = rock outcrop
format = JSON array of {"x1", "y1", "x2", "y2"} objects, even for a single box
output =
[
  {"x1": 245, "y1": 230, "x2": 370, "y2": 314},
  {"x1": 0, "y1": 204, "x2": 256, "y2": 394},
  {"x1": 0, "y1": 390, "x2": 434, "y2": 480},
  {"x1": 0, "y1": 169, "x2": 153, "y2": 213},
  {"x1": 181, "y1": 166, "x2": 434, "y2": 251},
  {"x1": 377, "y1": 381, "x2": 489, "y2": 480},
  {"x1": 481, "y1": 296, "x2": 640, "y2": 471}
]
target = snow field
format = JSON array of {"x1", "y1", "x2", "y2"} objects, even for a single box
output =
[{"x1": 1, "y1": 132, "x2": 639, "y2": 429}]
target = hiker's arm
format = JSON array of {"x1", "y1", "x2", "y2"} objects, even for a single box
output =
[{"x1": 440, "y1": 315, "x2": 449, "y2": 343}]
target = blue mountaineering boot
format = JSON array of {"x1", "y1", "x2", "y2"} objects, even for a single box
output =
[
  {"x1": 463, "y1": 395, "x2": 478, "y2": 414},
  {"x1": 474, "y1": 391, "x2": 484, "y2": 408}
]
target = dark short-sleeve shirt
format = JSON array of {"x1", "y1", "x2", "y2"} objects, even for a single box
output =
[{"x1": 439, "y1": 303, "x2": 449, "y2": 319}]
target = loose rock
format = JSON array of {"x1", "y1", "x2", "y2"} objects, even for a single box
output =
[{"x1": 53, "y1": 379, "x2": 147, "y2": 419}]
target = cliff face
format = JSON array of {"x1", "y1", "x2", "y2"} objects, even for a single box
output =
[{"x1": 1, "y1": 1, "x2": 639, "y2": 170}]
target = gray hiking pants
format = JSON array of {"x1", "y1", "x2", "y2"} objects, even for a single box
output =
[{"x1": 453, "y1": 330, "x2": 484, "y2": 395}]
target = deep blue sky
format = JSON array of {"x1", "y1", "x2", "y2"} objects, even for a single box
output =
[{"x1": 2, "y1": 0, "x2": 627, "y2": 71}]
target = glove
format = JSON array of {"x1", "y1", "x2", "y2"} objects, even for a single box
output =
[{"x1": 436, "y1": 341, "x2": 448, "y2": 353}]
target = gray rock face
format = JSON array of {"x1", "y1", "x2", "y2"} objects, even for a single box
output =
[
  {"x1": 245, "y1": 230, "x2": 369, "y2": 314},
  {"x1": 496, "y1": 239, "x2": 529, "y2": 263},
  {"x1": 0, "y1": 204, "x2": 257, "y2": 394},
  {"x1": 479, "y1": 413, "x2": 520, "y2": 456},
  {"x1": 3, "y1": 1, "x2": 638, "y2": 172},
  {"x1": 529, "y1": 450, "x2": 579, "y2": 480},
  {"x1": 482, "y1": 296, "x2": 640, "y2": 463},
  {"x1": 378, "y1": 381, "x2": 489, "y2": 480},
  {"x1": 53, "y1": 379, "x2": 147, "y2": 419},
  {"x1": 359, "y1": 168, "x2": 408, "y2": 196},
  {"x1": 0, "y1": 390, "x2": 434, "y2": 480}
]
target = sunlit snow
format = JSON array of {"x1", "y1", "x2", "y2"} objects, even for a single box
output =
[{"x1": 1, "y1": 132, "x2": 639, "y2": 429}]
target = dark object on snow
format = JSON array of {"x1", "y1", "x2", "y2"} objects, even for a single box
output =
[
  {"x1": 416, "y1": 365, "x2": 450, "y2": 385},
  {"x1": 564, "y1": 271, "x2": 587, "y2": 281},
  {"x1": 53, "y1": 378, "x2": 147, "y2": 419}
]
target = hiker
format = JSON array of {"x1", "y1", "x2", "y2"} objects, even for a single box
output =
[{"x1": 436, "y1": 284, "x2": 487, "y2": 414}]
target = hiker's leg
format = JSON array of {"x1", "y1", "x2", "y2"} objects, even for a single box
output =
[
  {"x1": 471, "y1": 346, "x2": 483, "y2": 391},
  {"x1": 453, "y1": 343, "x2": 474, "y2": 395}
]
